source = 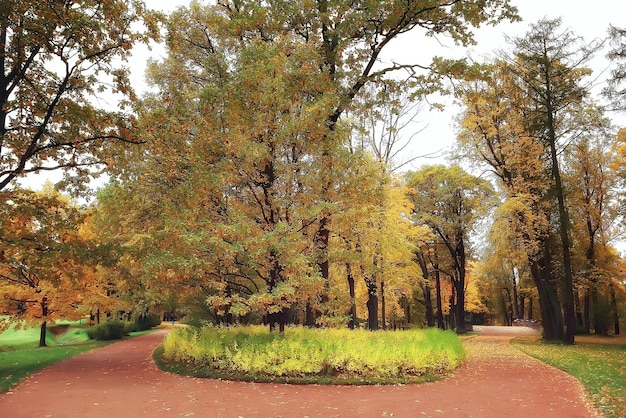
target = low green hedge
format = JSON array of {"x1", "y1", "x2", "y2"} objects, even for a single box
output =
[{"x1": 86, "y1": 320, "x2": 131, "y2": 341}]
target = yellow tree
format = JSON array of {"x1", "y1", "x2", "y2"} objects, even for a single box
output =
[
  {"x1": 458, "y1": 19, "x2": 608, "y2": 343},
  {"x1": 564, "y1": 106, "x2": 622, "y2": 335},
  {"x1": 98, "y1": 0, "x2": 518, "y2": 331},
  {"x1": 0, "y1": 186, "x2": 96, "y2": 346},
  {"x1": 407, "y1": 164, "x2": 494, "y2": 334}
]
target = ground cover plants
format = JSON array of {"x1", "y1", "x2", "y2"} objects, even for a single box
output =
[
  {"x1": 159, "y1": 326, "x2": 464, "y2": 384},
  {"x1": 512, "y1": 334, "x2": 626, "y2": 418}
]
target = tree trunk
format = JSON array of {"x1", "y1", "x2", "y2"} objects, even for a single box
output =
[
  {"x1": 584, "y1": 290, "x2": 591, "y2": 334},
  {"x1": 434, "y1": 267, "x2": 444, "y2": 329},
  {"x1": 455, "y1": 289, "x2": 466, "y2": 334},
  {"x1": 545, "y1": 78, "x2": 576, "y2": 344},
  {"x1": 305, "y1": 302, "x2": 315, "y2": 327},
  {"x1": 610, "y1": 281, "x2": 620, "y2": 335},
  {"x1": 366, "y1": 279, "x2": 378, "y2": 331},
  {"x1": 423, "y1": 281, "x2": 434, "y2": 327},
  {"x1": 416, "y1": 251, "x2": 434, "y2": 327},
  {"x1": 380, "y1": 279, "x2": 386, "y2": 330},
  {"x1": 346, "y1": 263, "x2": 357, "y2": 330},
  {"x1": 454, "y1": 236, "x2": 467, "y2": 334},
  {"x1": 449, "y1": 287, "x2": 456, "y2": 330},
  {"x1": 530, "y1": 266, "x2": 564, "y2": 340},
  {"x1": 512, "y1": 271, "x2": 519, "y2": 319},
  {"x1": 38, "y1": 297, "x2": 48, "y2": 347},
  {"x1": 501, "y1": 291, "x2": 510, "y2": 326}
]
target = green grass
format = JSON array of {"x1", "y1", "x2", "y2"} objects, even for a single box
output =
[
  {"x1": 0, "y1": 322, "x2": 156, "y2": 393},
  {"x1": 158, "y1": 325, "x2": 465, "y2": 384},
  {"x1": 512, "y1": 334, "x2": 626, "y2": 418}
]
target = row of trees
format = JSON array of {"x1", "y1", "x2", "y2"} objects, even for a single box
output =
[
  {"x1": 457, "y1": 18, "x2": 626, "y2": 342},
  {"x1": 1, "y1": 1, "x2": 625, "y2": 345}
]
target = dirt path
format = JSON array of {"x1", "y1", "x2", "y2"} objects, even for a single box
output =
[{"x1": 0, "y1": 326, "x2": 598, "y2": 417}]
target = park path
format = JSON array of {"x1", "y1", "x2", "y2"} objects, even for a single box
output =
[{"x1": 0, "y1": 326, "x2": 598, "y2": 418}]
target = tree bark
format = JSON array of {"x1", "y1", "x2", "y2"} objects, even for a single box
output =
[
  {"x1": 530, "y1": 245, "x2": 564, "y2": 341},
  {"x1": 38, "y1": 297, "x2": 48, "y2": 347},
  {"x1": 512, "y1": 271, "x2": 520, "y2": 319},
  {"x1": 380, "y1": 279, "x2": 386, "y2": 330},
  {"x1": 610, "y1": 281, "x2": 620, "y2": 335},
  {"x1": 434, "y1": 266, "x2": 444, "y2": 329},
  {"x1": 346, "y1": 263, "x2": 357, "y2": 330},
  {"x1": 366, "y1": 279, "x2": 378, "y2": 331}
]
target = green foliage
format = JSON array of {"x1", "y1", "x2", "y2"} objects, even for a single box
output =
[
  {"x1": 161, "y1": 326, "x2": 464, "y2": 382},
  {"x1": 513, "y1": 334, "x2": 626, "y2": 418},
  {"x1": 130, "y1": 314, "x2": 162, "y2": 332},
  {"x1": 86, "y1": 320, "x2": 131, "y2": 341}
]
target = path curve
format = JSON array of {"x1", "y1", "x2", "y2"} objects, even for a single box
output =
[{"x1": 0, "y1": 326, "x2": 599, "y2": 417}]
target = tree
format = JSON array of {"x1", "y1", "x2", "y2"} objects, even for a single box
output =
[
  {"x1": 0, "y1": 0, "x2": 159, "y2": 192},
  {"x1": 0, "y1": 185, "x2": 95, "y2": 346},
  {"x1": 407, "y1": 164, "x2": 494, "y2": 334},
  {"x1": 606, "y1": 25, "x2": 626, "y2": 110},
  {"x1": 508, "y1": 18, "x2": 600, "y2": 343},
  {"x1": 106, "y1": 0, "x2": 517, "y2": 331},
  {"x1": 564, "y1": 107, "x2": 621, "y2": 335},
  {"x1": 457, "y1": 19, "x2": 602, "y2": 343}
]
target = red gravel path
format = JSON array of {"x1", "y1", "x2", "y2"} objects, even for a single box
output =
[{"x1": 0, "y1": 326, "x2": 598, "y2": 417}]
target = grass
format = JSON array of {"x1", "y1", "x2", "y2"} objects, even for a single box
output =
[
  {"x1": 512, "y1": 333, "x2": 626, "y2": 418},
  {"x1": 158, "y1": 325, "x2": 465, "y2": 384},
  {"x1": 0, "y1": 321, "x2": 156, "y2": 393}
]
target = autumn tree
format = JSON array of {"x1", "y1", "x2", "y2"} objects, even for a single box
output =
[
  {"x1": 506, "y1": 18, "x2": 602, "y2": 343},
  {"x1": 0, "y1": 185, "x2": 97, "y2": 346},
  {"x1": 407, "y1": 164, "x2": 494, "y2": 334},
  {"x1": 457, "y1": 19, "x2": 605, "y2": 343},
  {"x1": 565, "y1": 106, "x2": 621, "y2": 334},
  {"x1": 101, "y1": 0, "x2": 518, "y2": 331},
  {"x1": 342, "y1": 83, "x2": 429, "y2": 330},
  {"x1": 0, "y1": 0, "x2": 160, "y2": 193}
]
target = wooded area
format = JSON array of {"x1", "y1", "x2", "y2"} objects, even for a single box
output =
[{"x1": 1, "y1": 0, "x2": 624, "y2": 345}]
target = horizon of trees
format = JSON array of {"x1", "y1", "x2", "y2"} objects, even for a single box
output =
[{"x1": 1, "y1": 1, "x2": 625, "y2": 345}]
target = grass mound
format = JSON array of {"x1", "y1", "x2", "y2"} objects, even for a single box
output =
[{"x1": 159, "y1": 326, "x2": 464, "y2": 384}]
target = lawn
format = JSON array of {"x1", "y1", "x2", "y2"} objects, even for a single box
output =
[{"x1": 512, "y1": 333, "x2": 626, "y2": 418}]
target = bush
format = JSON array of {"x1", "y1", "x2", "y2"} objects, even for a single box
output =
[
  {"x1": 130, "y1": 314, "x2": 161, "y2": 332},
  {"x1": 162, "y1": 326, "x2": 465, "y2": 382},
  {"x1": 86, "y1": 320, "x2": 130, "y2": 341}
]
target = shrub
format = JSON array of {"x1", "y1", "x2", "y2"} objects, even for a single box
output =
[
  {"x1": 86, "y1": 320, "x2": 130, "y2": 341},
  {"x1": 162, "y1": 325, "x2": 465, "y2": 382},
  {"x1": 130, "y1": 313, "x2": 161, "y2": 332}
]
